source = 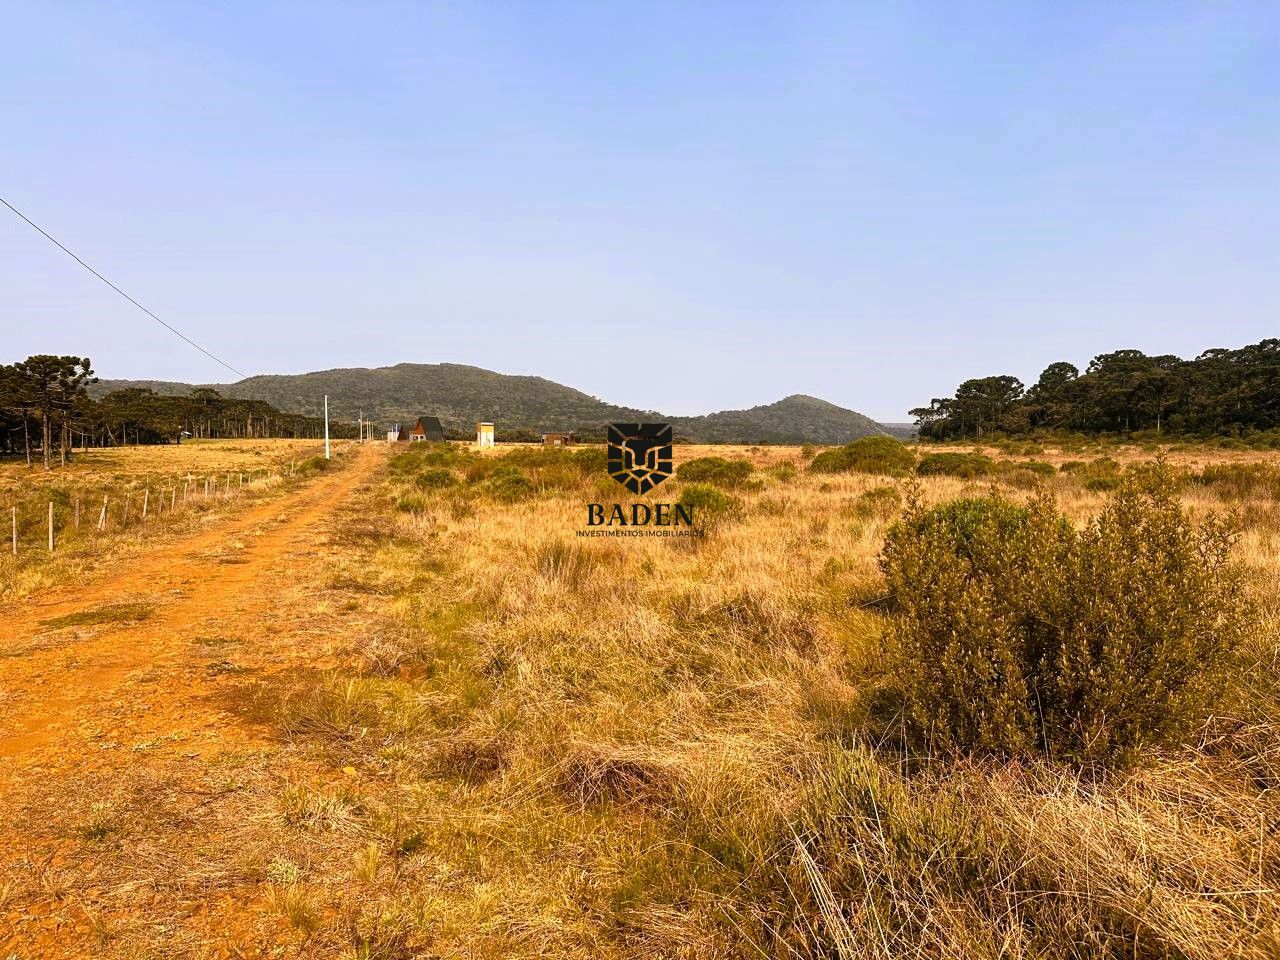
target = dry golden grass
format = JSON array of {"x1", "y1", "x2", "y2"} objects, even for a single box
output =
[
  {"x1": 251, "y1": 438, "x2": 1280, "y2": 957},
  {"x1": 3, "y1": 437, "x2": 1277, "y2": 957}
]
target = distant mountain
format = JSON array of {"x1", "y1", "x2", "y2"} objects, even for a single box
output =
[
  {"x1": 670, "y1": 395, "x2": 888, "y2": 444},
  {"x1": 89, "y1": 363, "x2": 892, "y2": 444}
]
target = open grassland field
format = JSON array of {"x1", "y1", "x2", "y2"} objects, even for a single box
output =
[
  {"x1": 0, "y1": 438, "x2": 1277, "y2": 958},
  {"x1": 0, "y1": 439, "x2": 340, "y2": 603}
]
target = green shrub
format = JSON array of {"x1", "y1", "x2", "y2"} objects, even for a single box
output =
[
  {"x1": 414, "y1": 468, "x2": 458, "y2": 490},
  {"x1": 808, "y1": 449, "x2": 852, "y2": 474},
  {"x1": 676, "y1": 483, "x2": 742, "y2": 529},
  {"x1": 880, "y1": 469, "x2": 1246, "y2": 767},
  {"x1": 809, "y1": 437, "x2": 915, "y2": 477},
  {"x1": 570, "y1": 446, "x2": 609, "y2": 476},
  {"x1": 915, "y1": 452, "x2": 993, "y2": 478},
  {"x1": 484, "y1": 467, "x2": 537, "y2": 503},
  {"x1": 677, "y1": 456, "x2": 755, "y2": 488}
]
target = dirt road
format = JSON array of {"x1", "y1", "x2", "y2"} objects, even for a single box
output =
[
  {"x1": 0, "y1": 445, "x2": 380, "y2": 762},
  {"x1": 0, "y1": 444, "x2": 385, "y2": 955}
]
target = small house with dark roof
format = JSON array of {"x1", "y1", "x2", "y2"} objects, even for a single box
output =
[{"x1": 407, "y1": 416, "x2": 445, "y2": 442}]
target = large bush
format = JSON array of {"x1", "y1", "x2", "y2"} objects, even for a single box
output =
[
  {"x1": 915, "y1": 452, "x2": 993, "y2": 478},
  {"x1": 809, "y1": 437, "x2": 915, "y2": 476},
  {"x1": 677, "y1": 456, "x2": 755, "y2": 488},
  {"x1": 484, "y1": 466, "x2": 537, "y2": 503},
  {"x1": 879, "y1": 469, "x2": 1246, "y2": 767}
]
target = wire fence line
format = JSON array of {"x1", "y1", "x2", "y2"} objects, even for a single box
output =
[{"x1": 5, "y1": 460, "x2": 309, "y2": 557}]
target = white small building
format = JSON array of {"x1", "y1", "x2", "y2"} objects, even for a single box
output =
[
  {"x1": 386, "y1": 423, "x2": 401, "y2": 443},
  {"x1": 477, "y1": 422, "x2": 495, "y2": 449}
]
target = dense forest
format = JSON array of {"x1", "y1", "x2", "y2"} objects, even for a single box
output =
[
  {"x1": 1, "y1": 355, "x2": 346, "y2": 468},
  {"x1": 912, "y1": 339, "x2": 1280, "y2": 441}
]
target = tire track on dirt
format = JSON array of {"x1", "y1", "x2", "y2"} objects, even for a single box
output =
[{"x1": 0, "y1": 445, "x2": 382, "y2": 764}]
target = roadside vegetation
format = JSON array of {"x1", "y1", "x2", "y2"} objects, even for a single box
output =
[{"x1": 246, "y1": 437, "x2": 1280, "y2": 958}]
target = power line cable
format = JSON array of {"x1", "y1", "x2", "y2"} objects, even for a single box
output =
[{"x1": 1, "y1": 196, "x2": 247, "y2": 379}]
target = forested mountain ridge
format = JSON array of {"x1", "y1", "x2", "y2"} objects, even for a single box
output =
[
  {"x1": 91, "y1": 363, "x2": 651, "y2": 428},
  {"x1": 912, "y1": 339, "x2": 1280, "y2": 440},
  {"x1": 89, "y1": 362, "x2": 893, "y2": 443}
]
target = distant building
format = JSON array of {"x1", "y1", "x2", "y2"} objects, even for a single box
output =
[
  {"x1": 477, "y1": 422, "x2": 495, "y2": 448},
  {"x1": 407, "y1": 416, "x2": 445, "y2": 442},
  {"x1": 387, "y1": 417, "x2": 444, "y2": 442},
  {"x1": 542, "y1": 432, "x2": 577, "y2": 447}
]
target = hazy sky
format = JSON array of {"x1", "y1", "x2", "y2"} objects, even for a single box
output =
[{"x1": 3, "y1": 2, "x2": 1277, "y2": 421}]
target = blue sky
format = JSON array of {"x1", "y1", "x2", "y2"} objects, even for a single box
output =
[{"x1": 2, "y1": 2, "x2": 1277, "y2": 421}]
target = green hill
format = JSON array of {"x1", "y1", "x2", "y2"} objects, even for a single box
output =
[
  {"x1": 90, "y1": 363, "x2": 891, "y2": 443},
  {"x1": 670, "y1": 394, "x2": 888, "y2": 444}
]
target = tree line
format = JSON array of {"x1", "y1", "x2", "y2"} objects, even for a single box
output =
[
  {"x1": 911, "y1": 339, "x2": 1280, "y2": 440},
  {"x1": 1, "y1": 354, "x2": 348, "y2": 469}
]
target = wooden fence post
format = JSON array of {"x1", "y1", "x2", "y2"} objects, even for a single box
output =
[
  {"x1": 10, "y1": 506, "x2": 15, "y2": 555},
  {"x1": 142, "y1": 488, "x2": 149, "y2": 521},
  {"x1": 75, "y1": 498, "x2": 80, "y2": 530},
  {"x1": 122, "y1": 494, "x2": 130, "y2": 527},
  {"x1": 98, "y1": 496, "x2": 108, "y2": 531},
  {"x1": 48, "y1": 502, "x2": 54, "y2": 553}
]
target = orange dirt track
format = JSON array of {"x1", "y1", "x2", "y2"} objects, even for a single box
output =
[{"x1": 0, "y1": 444, "x2": 383, "y2": 956}]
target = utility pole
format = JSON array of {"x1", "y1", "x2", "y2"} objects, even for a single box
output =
[
  {"x1": 324, "y1": 394, "x2": 331, "y2": 460},
  {"x1": 359, "y1": 411, "x2": 364, "y2": 444}
]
